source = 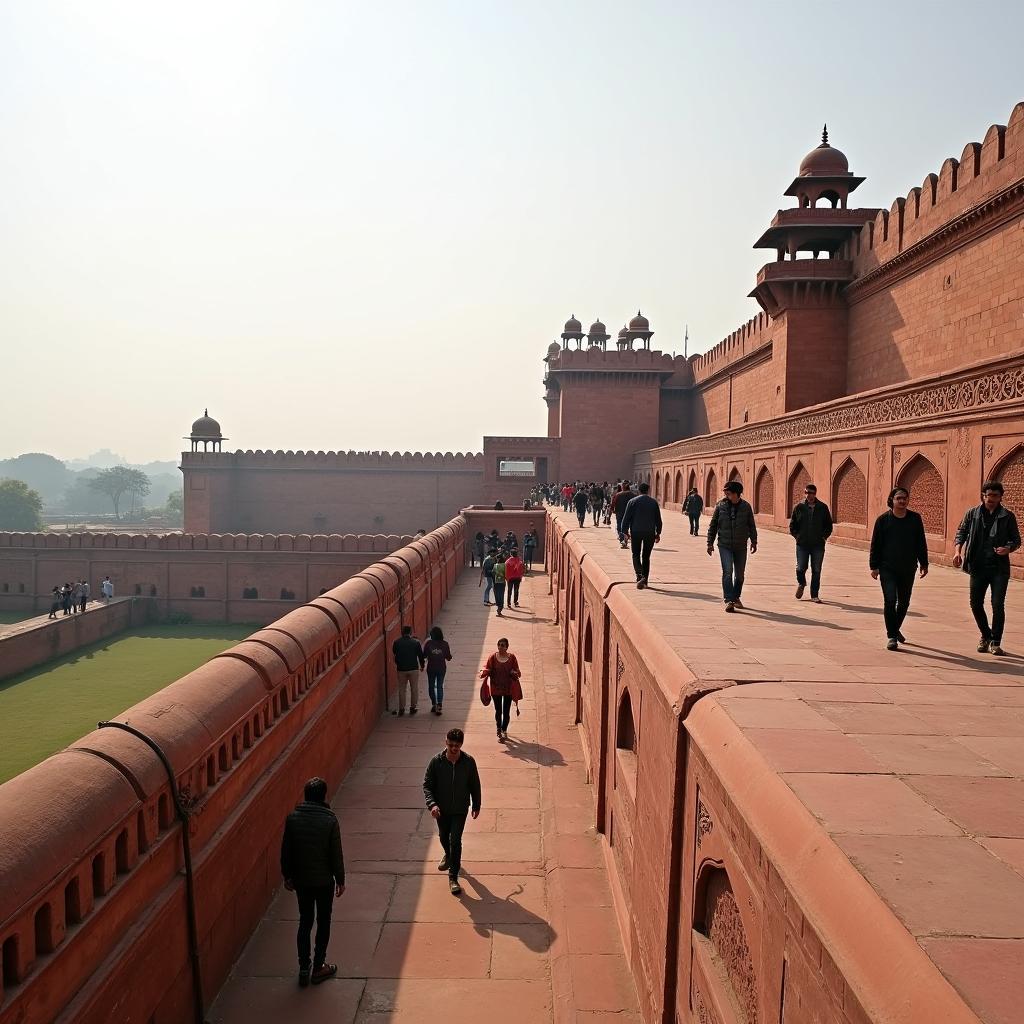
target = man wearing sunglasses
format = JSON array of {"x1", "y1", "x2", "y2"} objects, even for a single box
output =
[{"x1": 789, "y1": 483, "x2": 833, "y2": 603}]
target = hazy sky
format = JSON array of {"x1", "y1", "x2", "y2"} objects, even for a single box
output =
[{"x1": 2, "y1": 1, "x2": 1021, "y2": 463}]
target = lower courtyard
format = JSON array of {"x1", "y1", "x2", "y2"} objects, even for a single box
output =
[{"x1": 210, "y1": 569, "x2": 640, "y2": 1023}]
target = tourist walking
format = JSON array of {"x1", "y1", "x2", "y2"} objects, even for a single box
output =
[
  {"x1": 789, "y1": 483, "x2": 834, "y2": 602},
  {"x1": 492, "y1": 554, "x2": 507, "y2": 616},
  {"x1": 953, "y1": 480, "x2": 1021, "y2": 655},
  {"x1": 707, "y1": 481, "x2": 758, "y2": 612},
  {"x1": 480, "y1": 638, "x2": 522, "y2": 741},
  {"x1": 423, "y1": 728, "x2": 481, "y2": 896},
  {"x1": 682, "y1": 487, "x2": 703, "y2": 536},
  {"x1": 422, "y1": 625, "x2": 453, "y2": 714},
  {"x1": 280, "y1": 777, "x2": 345, "y2": 987},
  {"x1": 79, "y1": 579, "x2": 89, "y2": 613},
  {"x1": 612, "y1": 481, "x2": 635, "y2": 548},
  {"x1": 561, "y1": 483, "x2": 573, "y2": 510},
  {"x1": 48, "y1": 586, "x2": 61, "y2": 619},
  {"x1": 505, "y1": 548, "x2": 525, "y2": 607},
  {"x1": 572, "y1": 485, "x2": 589, "y2": 527},
  {"x1": 869, "y1": 487, "x2": 929, "y2": 650},
  {"x1": 589, "y1": 482, "x2": 605, "y2": 526},
  {"x1": 101, "y1": 576, "x2": 114, "y2": 602},
  {"x1": 621, "y1": 482, "x2": 662, "y2": 590},
  {"x1": 61, "y1": 582, "x2": 73, "y2": 615},
  {"x1": 523, "y1": 524, "x2": 538, "y2": 570},
  {"x1": 391, "y1": 624, "x2": 424, "y2": 716},
  {"x1": 479, "y1": 550, "x2": 496, "y2": 606},
  {"x1": 472, "y1": 531, "x2": 486, "y2": 567}
]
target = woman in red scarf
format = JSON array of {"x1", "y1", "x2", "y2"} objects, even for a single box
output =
[{"x1": 480, "y1": 638, "x2": 522, "y2": 741}]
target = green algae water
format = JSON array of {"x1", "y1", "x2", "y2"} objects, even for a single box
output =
[{"x1": 0, "y1": 623, "x2": 257, "y2": 784}]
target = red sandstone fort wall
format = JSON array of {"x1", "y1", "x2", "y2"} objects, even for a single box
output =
[
  {"x1": 0, "y1": 531, "x2": 414, "y2": 626},
  {"x1": 182, "y1": 450, "x2": 484, "y2": 536},
  {"x1": 0, "y1": 517, "x2": 465, "y2": 1024},
  {"x1": 544, "y1": 512, "x2": 977, "y2": 1024}
]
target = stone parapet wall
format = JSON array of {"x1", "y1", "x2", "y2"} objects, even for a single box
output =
[
  {"x1": 0, "y1": 516, "x2": 465, "y2": 1024},
  {"x1": 543, "y1": 512, "x2": 979, "y2": 1024},
  {"x1": 0, "y1": 598, "x2": 154, "y2": 683}
]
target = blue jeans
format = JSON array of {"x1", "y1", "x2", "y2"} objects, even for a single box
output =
[
  {"x1": 796, "y1": 544, "x2": 826, "y2": 598},
  {"x1": 482, "y1": 577, "x2": 493, "y2": 604},
  {"x1": 616, "y1": 514, "x2": 626, "y2": 542},
  {"x1": 427, "y1": 670, "x2": 446, "y2": 707},
  {"x1": 718, "y1": 546, "x2": 748, "y2": 603}
]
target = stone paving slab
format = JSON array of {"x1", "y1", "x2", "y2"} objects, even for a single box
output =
[
  {"x1": 209, "y1": 569, "x2": 638, "y2": 1023},
  {"x1": 549, "y1": 505, "x2": 1024, "y2": 1024}
]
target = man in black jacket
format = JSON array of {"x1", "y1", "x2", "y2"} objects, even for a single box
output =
[
  {"x1": 392, "y1": 624, "x2": 425, "y2": 716},
  {"x1": 953, "y1": 480, "x2": 1021, "y2": 655},
  {"x1": 621, "y1": 482, "x2": 663, "y2": 589},
  {"x1": 612, "y1": 482, "x2": 635, "y2": 548},
  {"x1": 280, "y1": 777, "x2": 346, "y2": 987},
  {"x1": 707, "y1": 481, "x2": 758, "y2": 612},
  {"x1": 789, "y1": 483, "x2": 834, "y2": 602},
  {"x1": 869, "y1": 487, "x2": 929, "y2": 650},
  {"x1": 424, "y1": 728, "x2": 482, "y2": 895},
  {"x1": 682, "y1": 488, "x2": 704, "y2": 536}
]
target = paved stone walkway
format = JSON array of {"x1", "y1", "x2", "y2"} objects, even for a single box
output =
[{"x1": 210, "y1": 569, "x2": 640, "y2": 1024}]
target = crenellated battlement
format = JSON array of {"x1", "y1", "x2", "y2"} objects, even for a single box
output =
[
  {"x1": 546, "y1": 347, "x2": 690, "y2": 373},
  {"x1": 845, "y1": 100, "x2": 1024, "y2": 274},
  {"x1": 180, "y1": 449, "x2": 483, "y2": 469},
  {"x1": 691, "y1": 312, "x2": 776, "y2": 384}
]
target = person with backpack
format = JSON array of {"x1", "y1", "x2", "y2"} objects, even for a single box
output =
[
  {"x1": 479, "y1": 550, "x2": 496, "y2": 606},
  {"x1": 280, "y1": 777, "x2": 346, "y2": 987},
  {"x1": 522, "y1": 525, "x2": 538, "y2": 570},
  {"x1": 422, "y1": 625, "x2": 453, "y2": 714},
  {"x1": 682, "y1": 487, "x2": 704, "y2": 536},
  {"x1": 952, "y1": 480, "x2": 1020, "y2": 655},
  {"x1": 572, "y1": 485, "x2": 589, "y2": 527}
]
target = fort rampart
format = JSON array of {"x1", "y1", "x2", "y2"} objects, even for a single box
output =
[
  {"x1": 543, "y1": 512, "x2": 979, "y2": 1024},
  {"x1": 0, "y1": 530, "x2": 414, "y2": 626},
  {"x1": 182, "y1": 449, "x2": 485, "y2": 536},
  {"x1": 0, "y1": 516, "x2": 464, "y2": 1023}
]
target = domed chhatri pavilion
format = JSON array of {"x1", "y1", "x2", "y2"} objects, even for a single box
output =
[{"x1": 185, "y1": 410, "x2": 226, "y2": 452}]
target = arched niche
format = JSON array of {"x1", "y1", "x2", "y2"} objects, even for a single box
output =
[
  {"x1": 832, "y1": 457, "x2": 868, "y2": 526},
  {"x1": 896, "y1": 453, "x2": 945, "y2": 535}
]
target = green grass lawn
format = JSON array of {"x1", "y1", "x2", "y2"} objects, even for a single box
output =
[{"x1": 0, "y1": 623, "x2": 258, "y2": 785}]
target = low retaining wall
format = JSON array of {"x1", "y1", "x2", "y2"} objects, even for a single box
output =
[
  {"x1": 0, "y1": 516, "x2": 465, "y2": 1024},
  {"x1": 0, "y1": 599, "x2": 155, "y2": 683}
]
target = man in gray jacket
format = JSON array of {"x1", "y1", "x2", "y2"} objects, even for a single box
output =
[{"x1": 707, "y1": 480, "x2": 758, "y2": 612}]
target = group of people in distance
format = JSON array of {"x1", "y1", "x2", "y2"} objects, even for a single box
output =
[
  {"x1": 46, "y1": 575, "x2": 114, "y2": 619},
  {"x1": 474, "y1": 525, "x2": 538, "y2": 617}
]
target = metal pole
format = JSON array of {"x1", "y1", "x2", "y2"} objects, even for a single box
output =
[{"x1": 98, "y1": 720, "x2": 206, "y2": 1024}]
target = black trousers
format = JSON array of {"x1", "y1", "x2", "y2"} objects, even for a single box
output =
[
  {"x1": 508, "y1": 578, "x2": 521, "y2": 604},
  {"x1": 493, "y1": 693, "x2": 513, "y2": 733},
  {"x1": 969, "y1": 567, "x2": 1010, "y2": 643},
  {"x1": 437, "y1": 812, "x2": 468, "y2": 880},
  {"x1": 879, "y1": 567, "x2": 916, "y2": 639},
  {"x1": 295, "y1": 884, "x2": 334, "y2": 969},
  {"x1": 575, "y1": 507, "x2": 586, "y2": 526},
  {"x1": 687, "y1": 513, "x2": 700, "y2": 535},
  {"x1": 630, "y1": 533, "x2": 656, "y2": 581}
]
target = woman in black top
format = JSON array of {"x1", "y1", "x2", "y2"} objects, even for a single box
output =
[{"x1": 869, "y1": 487, "x2": 929, "y2": 649}]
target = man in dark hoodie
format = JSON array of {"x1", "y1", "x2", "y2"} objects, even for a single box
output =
[
  {"x1": 953, "y1": 480, "x2": 1021, "y2": 655},
  {"x1": 423, "y1": 728, "x2": 482, "y2": 895},
  {"x1": 280, "y1": 777, "x2": 346, "y2": 987}
]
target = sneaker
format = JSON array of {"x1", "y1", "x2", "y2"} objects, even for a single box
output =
[
  {"x1": 450, "y1": 880, "x2": 462, "y2": 895},
  {"x1": 497, "y1": 732, "x2": 504, "y2": 742},
  {"x1": 436, "y1": 705, "x2": 443, "y2": 715},
  {"x1": 409, "y1": 707, "x2": 418, "y2": 715},
  {"x1": 298, "y1": 968, "x2": 311, "y2": 988},
  {"x1": 725, "y1": 602, "x2": 735, "y2": 613},
  {"x1": 392, "y1": 709, "x2": 405, "y2": 716},
  {"x1": 619, "y1": 541, "x2": 627, "y2": 549},
  {"x1": 896, "y1": 631, "x2": 907, "y2": 644},
  {"x1": 430, "y1": 704, "x2": 437, "y2": 714},
  {"x1": 990, "y1": 642, "x2": 1005, "y2": 656},
  {"x1": 733, "y1": 600, "x2": 744, "y2": 610},
  {"x1": 977, "y1": 638, "x2": 990, "y2": 653},
  {"x1": 311, "y1": 963, "x2": 337, "y2": 985},
  {"x1": 795, "y1": 584, "x2": 805, "y2": 599},
  {"x1": 886, "y1": 639, "x2": 898, "y2": 651},
  {"x1": 496, "y1": 610, "x2": 503, "y2": 617},
  {"x1": 501, "y1": 730, "x2": 508, "y2": 740},
  {"x1": 810, "y1": 596, "x2": 823, "y2": 604},
  {"x1": 438, "y1": 855, "x2": 449, "y2": 871}
]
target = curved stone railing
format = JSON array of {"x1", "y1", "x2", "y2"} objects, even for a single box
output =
[{"x1": 0, "y1": 516, "x2": 465, "y2": 1024}]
